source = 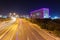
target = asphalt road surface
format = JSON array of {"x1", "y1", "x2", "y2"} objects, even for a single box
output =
[{"x1": 0, "y1": 18, "x2": 45, "y2": 40}]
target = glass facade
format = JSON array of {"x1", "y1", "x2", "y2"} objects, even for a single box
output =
[{"x1": 43, "y1": 8, "x2": 49, "y2": 18}]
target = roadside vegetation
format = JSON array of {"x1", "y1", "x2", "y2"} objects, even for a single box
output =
[
  {"x1": 29, "y1": 18, "x2": 60, "y2": 37},
  {"x1": 0, "y1": 18, "x2": 11, "y2": 22}
]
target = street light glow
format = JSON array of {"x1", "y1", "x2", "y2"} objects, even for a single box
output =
[{"x1": 13, "y1": 13, "x2": 16, "y2": 15}]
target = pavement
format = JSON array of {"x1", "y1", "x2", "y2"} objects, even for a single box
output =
[{"x1": 0, "y1": 18, "x2": 57, "y2": 40}]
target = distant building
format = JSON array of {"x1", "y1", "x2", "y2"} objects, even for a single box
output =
[
  {"x1": 51, "y1": 16, "x2": 60, "y2": 19},
  {"x1": 2, "y1": 16, "x2": 8, "y2": 18},
  {"x1": 20, "y1": 15, "x2": 30, "y2": 18},
  {"x1": 30, "y1": 8, "x2": 49, "y2": 19}
]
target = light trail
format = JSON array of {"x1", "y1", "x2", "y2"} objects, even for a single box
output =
[{"x1": 0, "y1": 18, "x2": 55, "y2": 40}]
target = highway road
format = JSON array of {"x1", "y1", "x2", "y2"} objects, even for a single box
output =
[{"x1": 0, "y1": 18, "x2": 46, "y2": 40}]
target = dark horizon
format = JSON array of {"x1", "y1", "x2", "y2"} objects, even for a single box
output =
[{"x1": 0, "y1": 0, "x2": 60, "y2": 17}]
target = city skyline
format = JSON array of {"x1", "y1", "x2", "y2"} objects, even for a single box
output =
[{"x1": 0, "y1": 0, "x2": 60, "y2": 17}]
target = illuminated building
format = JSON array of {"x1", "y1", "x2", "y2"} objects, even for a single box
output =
[
  {"x1": 20, "y1": 15, "x2": 30, "y2": 18},
  {"x1": 30, "y1": 8, "x2": 49, "y2": 19},
  {"x1": 51, "y1": 16, "x2": 59, "y2": 19},
  {"x1": 2, "y1": 16, "x2": 8, "y2": 18}
]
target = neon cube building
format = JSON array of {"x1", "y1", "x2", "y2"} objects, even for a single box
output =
[{"x1": 30, "y1": 8, "x2": 49, "y2": 19}]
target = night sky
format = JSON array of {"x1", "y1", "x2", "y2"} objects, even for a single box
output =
[{"x1": 0, "y1": 0, "x2": 60, "y2": 17}]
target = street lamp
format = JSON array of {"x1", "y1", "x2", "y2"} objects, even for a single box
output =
[
  {"x1": 9, "y1": 13, "x2": 12, "y2": 17},
  {"x1": 13, "y1": 13, "x2": 16, "y2": 15}
]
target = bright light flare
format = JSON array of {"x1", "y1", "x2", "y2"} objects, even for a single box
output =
[
  {"x1": 51, "y1": 16, "x2": 59, "y2": 19},
  {"x1": 0, "y1": 15, "x2": 2, "y2": 17},
  {"x1": 13, "y1": 13, "x2": 16, "y2": 15},
  {"x1": 54, "y1": 16, "x2": 58, "y2": 19}
]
